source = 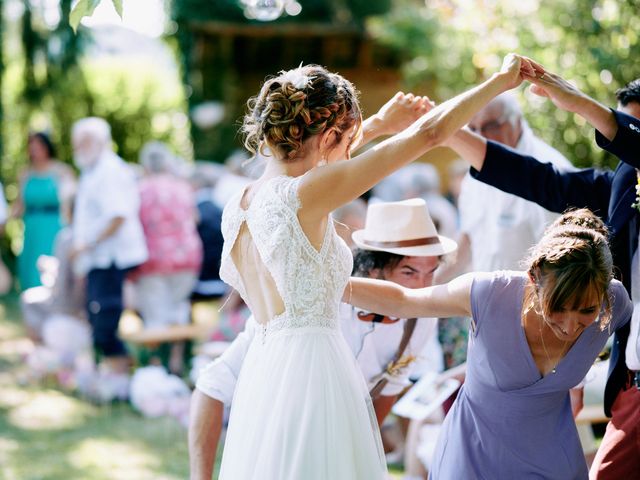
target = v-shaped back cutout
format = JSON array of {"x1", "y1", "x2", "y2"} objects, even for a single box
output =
[{"x1": 229, "y1": 185, "x2": 286, "y2": 326}]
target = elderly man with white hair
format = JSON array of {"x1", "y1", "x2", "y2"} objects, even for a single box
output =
[
  {"x1": 71, "y1": 117, "x2": 147, "y2": 378},
  {"x1": 451, "y1": 92, "x2": 574, "y2": 274}
]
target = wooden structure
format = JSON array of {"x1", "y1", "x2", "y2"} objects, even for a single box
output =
[
  {"x1": 175, "y1": 2, "x2": 458, "y2": 190},
  {"x1": 178, "y1": 18, "x2": 402, "y2": 161}
]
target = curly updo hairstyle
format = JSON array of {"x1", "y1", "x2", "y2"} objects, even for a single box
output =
[
  {"x1": 242, "y1": 65, "x2": 361, "y2": 162},
  {"x1": 524, "y1": 209, "x2": 614, "y2": 331}
]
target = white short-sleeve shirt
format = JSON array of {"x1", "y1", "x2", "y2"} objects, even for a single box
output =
[
  {"x1": 73, "y1": 151, "x2": 148, "y2": 275},
  {"x1": 625, "y1": 233, "x2": 640, "y2": 371},
  {"x1": 458, "y1": 122, "x2": 575, "y2": 271}
]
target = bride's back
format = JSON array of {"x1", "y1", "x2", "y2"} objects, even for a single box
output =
[{"x1": 220, "y1": 175, "x2": 353, "y2": 333}]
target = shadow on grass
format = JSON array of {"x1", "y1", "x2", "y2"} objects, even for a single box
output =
[
  {"x1": 1, "y1": 400, "x2": 191, "y2": 479},
  {"x1": 0, "y1": 291, "x2": 191, "y2": 480}
]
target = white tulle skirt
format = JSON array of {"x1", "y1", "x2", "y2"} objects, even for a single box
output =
[{"x1": 219, "y1": 326, "x2": 387, "y2": 480}]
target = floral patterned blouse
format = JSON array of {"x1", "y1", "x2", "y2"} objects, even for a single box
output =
[{"x1": 135, "y1": 174, "x2": 202, "y2": 277}]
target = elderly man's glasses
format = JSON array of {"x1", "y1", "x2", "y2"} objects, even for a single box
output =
[{"x1": 468, "y1": 115, "x2": 513, "y2": 135}]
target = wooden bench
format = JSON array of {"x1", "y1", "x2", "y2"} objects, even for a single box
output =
[
  {"x1": 120, "y1": 324, "x2": 212, "y2": 349},
  {"x1": 118, "y1": 300, "x2": 222, "y2": 349}
]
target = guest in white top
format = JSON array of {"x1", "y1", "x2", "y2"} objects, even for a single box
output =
[
  {"x1": 456, "y1": 92, "x2": 574, "y2": 273},
  {"x1": 70, "y1": 117, "x2": 147, "y2": 372}
]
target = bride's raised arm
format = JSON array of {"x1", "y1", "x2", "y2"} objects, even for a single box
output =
[
  {"x1": 346, "y1": 272, "x2": 475, "y2": 320},
  {"x1": 298, "y1": 53, "x2": 540, "y2": 218},
  {"x1": 352, "y1": 92, "x2": 432, "y2": 150}
]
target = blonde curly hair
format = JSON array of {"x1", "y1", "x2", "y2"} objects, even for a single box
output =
[{"x1": 242, "y1": 65, "x2": 361, "y2": 162}]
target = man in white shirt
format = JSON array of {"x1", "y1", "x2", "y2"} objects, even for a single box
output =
[
  {"x1": 71, "y1": 117, "x2": 147, "y2": 373},
  {"x1": 456, "y1": 92, "x2": 574, "y2": 272},
  {"x1": 190, "y1": 198, "x2": 457, "y2": 477}
]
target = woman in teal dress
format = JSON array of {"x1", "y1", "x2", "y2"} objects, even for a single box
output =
[{"x1": 14, "y1": 133, "x2": 74, "y2": 290}]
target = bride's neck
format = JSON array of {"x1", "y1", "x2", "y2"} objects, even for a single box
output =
[{"x1": 263, "y1": 154, "x2": 319, "y2": 179}]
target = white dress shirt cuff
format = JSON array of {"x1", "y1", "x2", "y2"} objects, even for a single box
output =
[
  {"x1": 625, "y1": 303, "x2": 640, "y2": 371},
  {"x1": 195, "y1": 358, "x2": 238, "y2": 405}
]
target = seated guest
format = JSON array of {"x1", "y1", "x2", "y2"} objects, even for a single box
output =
[{"x1": 21, "y1": 215, "x2": 85, "y2": 342}]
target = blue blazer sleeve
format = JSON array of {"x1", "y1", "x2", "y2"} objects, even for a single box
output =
[
  {"x1": 470, "y1": 142, "x2": 614, "y2": 217},
  {"x1": 595, "y1": 109, "x2": 640, "y2": 168}
]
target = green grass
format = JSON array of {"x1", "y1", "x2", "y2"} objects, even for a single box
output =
[
  {"x1": 0, "y1": 293, "x2": 194, "y2": 480},
  {"x1": 0, "y1": 294, "x2": 403, "y2": 479}
]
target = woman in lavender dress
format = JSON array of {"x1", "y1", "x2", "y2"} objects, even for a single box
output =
[{"x1": 349, "y1": 209, "x2": 633, "y2": 479}]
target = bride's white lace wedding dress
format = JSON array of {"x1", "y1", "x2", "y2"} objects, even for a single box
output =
[{"x1": 217, "y1": 175, "x2": 387, "y2": 479}]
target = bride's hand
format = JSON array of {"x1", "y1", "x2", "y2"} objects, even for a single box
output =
[
  {"x1": 496, "y1": 53, "x2": 542, "y2": 91},
  {"x1": 373, "y1": 92, "x2": 433, "y2": 136}
]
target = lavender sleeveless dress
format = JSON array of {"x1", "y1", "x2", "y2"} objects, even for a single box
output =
[{"x1": 430, "y1": 271, "x2": 632, "y2": 480}]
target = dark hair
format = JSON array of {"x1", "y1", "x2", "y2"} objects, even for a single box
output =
[
  {"x1": 524, "y1": 209, "x2": 614, "y2": 331},
  {"x1": 352, "y1": 249, "x2": 404, "y2": 278},
  {"x1": 615, "y1": 78, "x2": 640, "y2": 107},
  {"x1": 28, "y1": 132, "x2": 57, "y2": 159},
  {"x1": 242, "y1": 65, "x2": 361, "y2": 162}
]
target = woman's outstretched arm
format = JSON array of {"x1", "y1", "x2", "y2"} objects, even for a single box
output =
[
  {"x1": 524, "y1": 68, "x2": 618, "y2": 141},
  {"x1": 346, "y1": 272, "x2": 474, "y2": 320},
  {"x1": 298, "y1": 54, "x2": 539, "y2": 218}
]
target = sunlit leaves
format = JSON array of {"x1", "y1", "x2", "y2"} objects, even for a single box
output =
[
  {"x1": 112, "y1": 0, "x2": 124, "y2": 18},
  {"x1": 70, "y1": 0, "x2": 124, "y2": 32},
  {"x1": 370, "y1": 0, "x2": 640, "y2": 167},
  {"x1": 69, "y1": 0, "x2": 101, "y2": 32}
]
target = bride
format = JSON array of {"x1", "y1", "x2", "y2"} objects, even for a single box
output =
[{"x1": 198, "y1": 55, "x2": 540, "y2": 479}]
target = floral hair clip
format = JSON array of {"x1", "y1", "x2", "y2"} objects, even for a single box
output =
[
  {"x1": 279, "y1": 68, "x2": 312, "y2": 90},
  {"x1": 632, "y1": 169, "x2": 640, "y2": 214}
]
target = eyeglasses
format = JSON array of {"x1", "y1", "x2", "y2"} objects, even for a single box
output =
[{"x1": 468, "y1": 115, "x2": 513, "y2": 135}]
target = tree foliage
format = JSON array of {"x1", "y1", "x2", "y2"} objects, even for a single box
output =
[
  {"x1": 368, "y1": 0, "x2": 640, "y2": 168},
  {"x1": 1, "y1": 1, "x2": 189, "y2": 193}
]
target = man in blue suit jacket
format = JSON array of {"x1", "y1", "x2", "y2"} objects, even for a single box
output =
[{"x1": 447, "y1": 70, "x2": 640, "y2": 479}]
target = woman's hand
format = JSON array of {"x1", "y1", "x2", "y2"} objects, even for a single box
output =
[
  {"x1": 525, "y1": 69, "x2": 587, "y2": 114},
  {"x1": 372, "y1": 92, "x2": 434, "y2": 136},
  {"x1": 521, "y1": 61, "x2": 618, "y2": 140},
  {"x1": 496, "y1": 53, "x2": 543, "y2": 91},
  {"x1": 353, "y1": 92, "x2": 435, "y2": 149}
]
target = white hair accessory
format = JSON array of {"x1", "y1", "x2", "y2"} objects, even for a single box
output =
[{"x1": 279, "y1": 68, "x2": 311, "y2": 90}]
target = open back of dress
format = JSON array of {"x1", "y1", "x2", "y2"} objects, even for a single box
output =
[{"x1": 230, "y1": 219, "x2": 285, "y2": 325}]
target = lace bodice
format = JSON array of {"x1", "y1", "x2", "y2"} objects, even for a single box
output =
[{"x1": 220, "y1": 175, "x2": 353, "y2": 335}]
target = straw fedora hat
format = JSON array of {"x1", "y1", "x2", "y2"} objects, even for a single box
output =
[{"x1": 352, "y1": 198, "x2": 457, "y2": 256}]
